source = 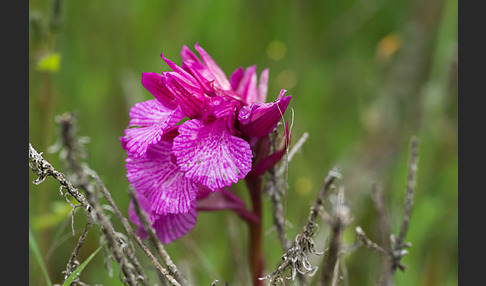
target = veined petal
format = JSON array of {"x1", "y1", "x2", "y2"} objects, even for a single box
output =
[
  {"x1": 141, "y1": 72, "x2": 178, "y2": 109},
  {"x1": 152, "y1": 204, "x2": 197, "y2": 244},
  {"x1": 173, "y1": 119, "x2": 253, "y2": 190},
  {"x1": 194, "y1": 43, "x2": 231, "y2": 90},
  {"x1": 161, "y1": 53, "x2": 201, "y2": 87},
  {"x1": 128, "y1": 194, "x2": 198, "y2": 244},
  {"x1": 164, "y1": 72, "x2": 206, "y2": 119},
  {"x1": 123, "y1": 100, "x2": 184, "y2": 158},
  {"x1": 128, "y1": 99, "x2": 183, "y2": 127},
  {"x1": 237, "y1": 89, "x2": 291, "y2": 138},
  {"x1": 126, "y1": 139, "x2": 198, "y2": 215},
  {"x1": 181, "y1": 60, "x2": 215, "y2": 93},
  {"x1": 257, "y1": 68, "x2": 269, "y2": 103},
  {"x1": 235, "y1": 65, "x2": 258, "y2": 104}
]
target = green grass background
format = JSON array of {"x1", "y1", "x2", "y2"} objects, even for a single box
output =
[{"x1": 29, "y1": 0, "x2": 457, "y2": 285}]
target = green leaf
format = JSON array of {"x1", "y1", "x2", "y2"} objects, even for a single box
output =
[
  {"x1": 37, "y1": 52, "x2": 61, "y2": 73},
  {"x1": 62, "y1": 245, "x2": 102, "y2": 286},
  {"x1": 29, "y1": 228, "x2": 53, "y2": 286}
]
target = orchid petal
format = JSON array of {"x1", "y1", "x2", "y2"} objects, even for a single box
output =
[
  {"x1": 230, "y1": 67, "x2": 244, "y2": 91},
  {"x1": 237, "y1": 89, "x2": 291, "y2": 138},
  {"x1": 141, "y1": 72, "x2": 178, "y2": 109},
  {"x1": 173, "y1": 119, "x2": 253, "y2": 190},
  {"x1": 123, "y1": 100, "x2": 184, "y2": 158},
  {"x1": 235, "y1": 65, "x2": 258, "y2": 104},
  {"x1": 197, "y1": 188, "x2": 259, "y2": 223},
  {"x1": 180, "y1": 45, "x2": 200, "y2": 63},
  {"x1": 181, "y1": 60, "x2": 215, "y2": 93},
  {"x1": 249, "y1": 121, "x2": 291, "y2": 177},
  {"x1": 126, "y1": 139, "x2": 198, "y2": 215},
  {"x1": 152, "y1": 204, "x2": 197, "y2": 244},
  {"x1": 257, "y1": 68, "x2": 269, "y2": 103},
  {"x1": 194, "y1": 43, "x2": 231, "y2": 90},
  {"x1": 164, "y1": 72, "x2": 206, "y2": 118},
  {"x1": 128, "y1": 193, "x2": 198, "y2": 244}
]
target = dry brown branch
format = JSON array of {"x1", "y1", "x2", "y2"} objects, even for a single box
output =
[
  {"x1": 260, "y1": 167, "x2": 341, "y2": 284},
  {"x1": 318, "y1": 188, "x2": 352, "y2": 286},
  {"x1": 129, "y1": 187, "x2": 188, "y2": 286},
  {"x1": 349, "y1": 136, "x2": 419, "y2": 286},
  {"x1": 29, "y1": 112, "x2": 189, "y2": 286},
  {"x1": 30, "y1": 142, "x2": 148, "y2": 285},
  {"x1": 29, "y1": 143, "x2": 91, "y2": 213},
  {"x1": 62, "y1": 221, "x2": 93, "y2": 284},
  {"x1": 55, "y1": 112, "x2": 184, "y2": 286},
  {"x1": 389, "y1": 136, "x2": 419, "y2": 273}
]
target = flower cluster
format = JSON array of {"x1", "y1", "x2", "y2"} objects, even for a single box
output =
[{"x1": 121, "y1": 44, "x2": 291, "y2": 244}]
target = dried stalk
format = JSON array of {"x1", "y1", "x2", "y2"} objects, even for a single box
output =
[
  {"x1": 129, "y1": 187, "x2": 188, "y2": 286},
  {"x1": 260, "y1": 167, "x2": 341, "y2": 284}
]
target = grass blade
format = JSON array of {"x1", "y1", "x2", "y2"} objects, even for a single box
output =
[
  {"x1": 29, "y1": 228, "x2": 53, "y2": 286},
  {"x1": 62, "y1": 245, "x2": 102, "y2": 286}
]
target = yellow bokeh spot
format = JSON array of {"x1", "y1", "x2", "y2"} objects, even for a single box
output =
[
  {"x1": 37, "y1": 52, "x2": 61, "y2": 73},
  {"x1": 376, "y1": 33, "x2": 402, "y2": 63},
  {"x1": 266, "y1": 40, "x2": 287, "y2": 61},
  {"x1": 294, "y1": 176, "x2": 313, "y2": 196}
]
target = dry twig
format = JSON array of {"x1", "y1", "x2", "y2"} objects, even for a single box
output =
[{"x1": 260, "y1": 167, "x2": 341, "y2": 284}]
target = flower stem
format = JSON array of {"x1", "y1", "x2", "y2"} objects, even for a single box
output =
[{"x1": 245, "y1": 176, "x2": 264, "y2": 286}]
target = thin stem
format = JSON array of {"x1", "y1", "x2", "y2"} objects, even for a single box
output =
[
  {"x1": 129, "y1": 187, "x2": 188, "y2": 286},
  {"x1": 245, "y1": 176, "x2": 264, "y2": 286}
]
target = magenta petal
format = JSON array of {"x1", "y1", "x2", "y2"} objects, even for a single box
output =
[
  {"x1": 181, "y1": 60, "x2": 215, "y2": 93},
  {"x1": 194, "y1": 43, "x2": 231, "y2": 90},
  {"x1": 123, "y1": 100, "x2": 184, "y2": 158},
  {"x1": 197, "y1": 188, "x2": 259, "y2": 223},
  {"x1": 164, "y1": 72, "x2": 206, "y2": 119},
  {"x1": 235, "y1": 65, "x2": 258, "y2": 104},
  {"x1": 141, "y1": 72, "x2": 178, "y2": 109},
  {"x1": 152, "y1": 204, "x2": 197, "y2": 244},
  {"x1": 126, "y1": 139, "x2": 199, "y2": 214},
  {"x1": 230, "y1": 67, "x2": 244, "y2": 91},
  {"x1": 129, "y1": 194, "x2": 197, "y2": 244},
  {"x1": 173, "y1": 119, "x2": 253, "y2": 190},
  {"x1": 249, "y1": 121, "x2": 291, "y2": 177},
  {"x1": 181, "y1": 45, "x2": 201, "y2": 63},
  {"x1": 237, "y1": 90, "x2": 292, "y2": 138},
  {"x1": 129, "y1": 198, "x2": 148, "y2": 239},
  {"x1": 257, "y1": 68, "x2": 269, "y2": 103}
]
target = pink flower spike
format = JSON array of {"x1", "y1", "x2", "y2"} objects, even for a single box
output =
[
  {"x1": 194, "y1": 43, "x2": 231, "y2": 90},
  {"x1": 141, "y1": 72, "x2": 179, "y2": 109},
  {"x1": 173, "y1": 118, "x2": 253, "y2": 191},
  {"x1": 237, "y1": 90, "x2": 292, "y2": 138},
  {"x1": 123, "y1": 100, "x2": 185, "y2": 158},
  {"x1": 126, "y1": 139, "x2": 199, "y2": 215}
]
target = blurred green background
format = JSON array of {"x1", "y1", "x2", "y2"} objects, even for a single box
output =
[{"x1": 29, "y1": 0, "x2": 457, "y2": 285}]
